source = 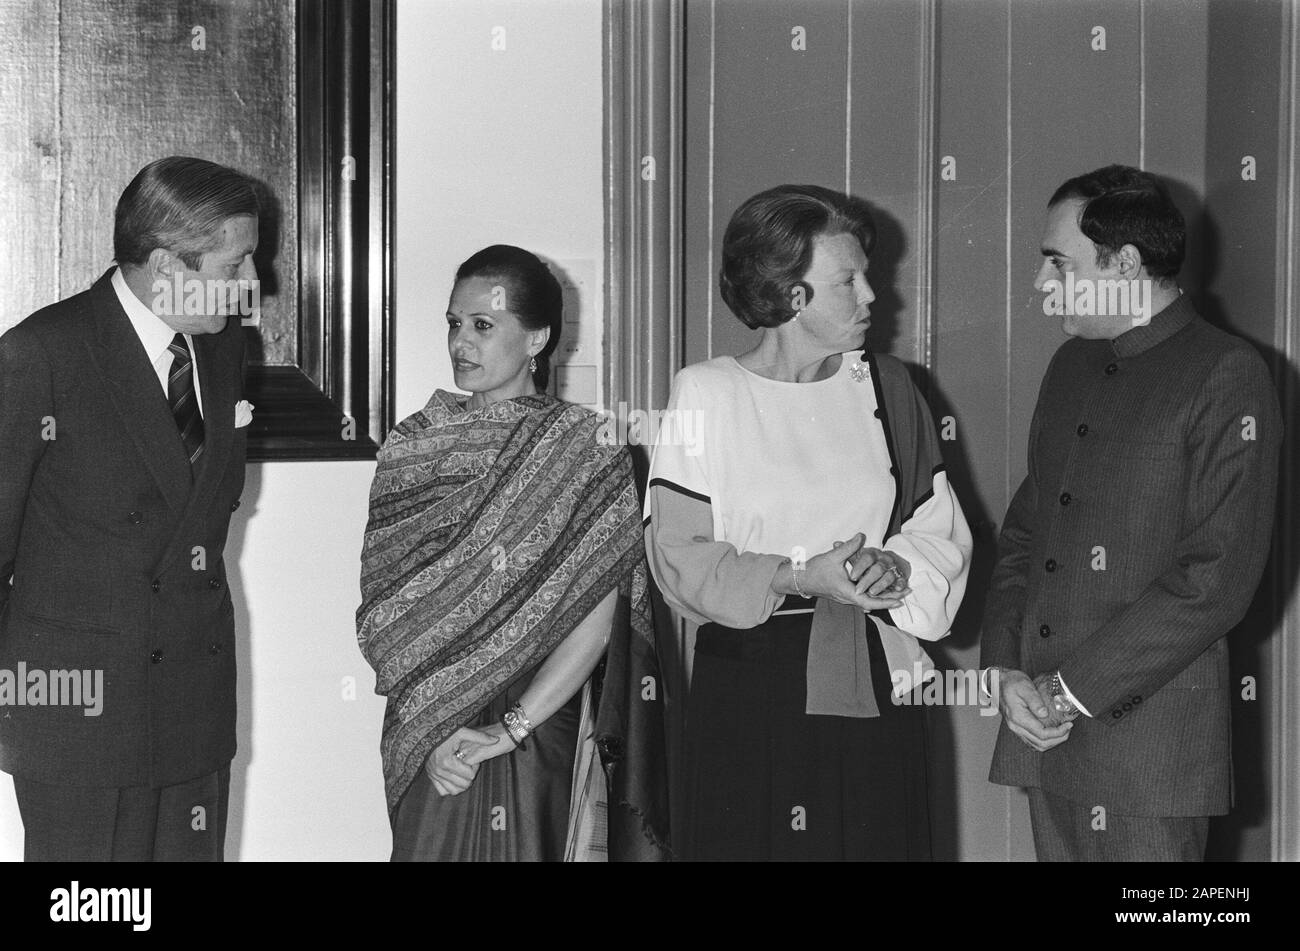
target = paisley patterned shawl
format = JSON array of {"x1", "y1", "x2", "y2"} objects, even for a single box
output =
[{"x1": 357, "y1": 390, "x2": 670, "y2": 858}]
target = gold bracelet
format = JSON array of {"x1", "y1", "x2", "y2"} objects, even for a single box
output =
[{"x1": 791, "y1": 564, "x2": 808, "y2": 598}]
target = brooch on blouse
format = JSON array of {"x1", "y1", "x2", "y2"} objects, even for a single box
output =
[{"x1": 849, "y1": 359, "x2": 871, "y2": 383}]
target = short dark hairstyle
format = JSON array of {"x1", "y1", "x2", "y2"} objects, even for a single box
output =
[
  {"x1": 454, "y1": 245, "x2": 563, "y2": 390},
  {"x1": 719, "y1": 184, "x2": 876, "y2": 329},
  {"x1": 1049, "y1": 165, "x2": 1185, "y2": 281},
  {"x1": 114, "y1": 156, "x2": 260, "y2": 270}
]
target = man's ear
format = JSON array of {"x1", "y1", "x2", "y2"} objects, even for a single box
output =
[
  {"x1": 1115, "y1": 243, "x2": 1143, "y2": 279},
  {"x1": 147, "y1": 247, "x2": 180, "y2": 283}
]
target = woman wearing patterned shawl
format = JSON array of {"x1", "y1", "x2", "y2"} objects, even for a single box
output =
[
  {"x1": 645, "y1": 186, "x2": 972, "y2": 860},
  {"x1": 358, "y1": 245, "x2": 670, "y2": 861}
]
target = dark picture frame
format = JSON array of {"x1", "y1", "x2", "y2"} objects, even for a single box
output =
[{"x1": 244, "y1": 0, "x2": 394, "y2": 461}]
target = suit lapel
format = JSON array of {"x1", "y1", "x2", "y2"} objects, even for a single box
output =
[{"x1": 85, "y1": 270, "x2": 192, "y2": 515}]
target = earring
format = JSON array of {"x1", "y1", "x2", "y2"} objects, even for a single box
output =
[{"x1": 529, "y1": 356, "x2": 537, "y2": 373}]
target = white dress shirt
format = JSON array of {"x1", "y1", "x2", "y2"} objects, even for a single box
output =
[{"x1": 111, "y1": 268, "x2": 204, "y2": 417}]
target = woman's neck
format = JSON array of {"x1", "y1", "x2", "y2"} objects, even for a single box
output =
[
  {"x1": 466, "y1": 373, "x2": 538, "y2": 411},
  {"x1": 737, "y1": 329, "x2": 842, "y2": 382}
]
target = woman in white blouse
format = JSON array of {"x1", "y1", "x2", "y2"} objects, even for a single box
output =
[{"x1": 644, "y1": 184, "x2": 972, "y2": 860}]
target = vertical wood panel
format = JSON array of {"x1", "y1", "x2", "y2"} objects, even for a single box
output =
[
  {"x1": 1008, "y1": 0, "x2": 1141, "y2": 474},
  {"x1": 848, "y1": 0, "x2": 927, "y2": 365},
  {"x1": 932, "y1": 0, "x2": 1016, "y2": 863},
  {"x1": 1200, "y1": 0, "x2": 1287, "y2": 863},
  {"x1": 683, "y1": 0, "x2": 716, "y2": 374},
  {"x1": 701, "y1": 0, "x2": 849, "y2": 361},
  {"x1": 0, "y1": 0, "x2": 60, "y2": 334},
  {"x1": 1277, "y1": 0, "x2": 1300, "y2": 863},
  {"x1": 1143, "y1": 0, "x2": 1209, "y2": 282}
]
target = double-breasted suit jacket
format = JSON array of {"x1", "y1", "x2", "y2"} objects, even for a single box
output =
[
  {"x1": 0, "y1": 268, "x2": 248, "y2": 788},
  {"x1": 980, "y1": 295, "x2": 1282, "y2": 817}
]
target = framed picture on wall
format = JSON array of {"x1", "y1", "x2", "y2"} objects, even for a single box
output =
[{"x1": 246, "y1": 0, "x2": 395, "y2": 460}]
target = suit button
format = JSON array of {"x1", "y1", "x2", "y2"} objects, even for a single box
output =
[
  {"x1": 889, "y1": 467, "x2": 898, "y2": 477},
  {"x1": 1059, "y1": 492, "x2": 1072, "y2": 506},
  {"x1": 1122, "y1": 700, "x2": 1132, "y2": 711},
  {"x1": 1045, "y1": 559, "x2": 1057, "y2": 572},
  {"x1": 210, "y1": 643, "x2": 222, "y2": 655},
  {"x1": 1076, "y1": 424, "x2": 1089, "y2": 437},
  {"x1": 151, "y1": 580, "x2": 161, "y2": 593},
  {"x1": 1105, "y1": 363, "x2": 1119, "y2": 375},
  {"x1": 209, "y1": 578, "x2": 222, "y2": 590},
  {"x1": 1132, "y1": 695, "x2": 1142, "y2": 705},
  {"x1": 1039, "y1": 624, "x2": 1051, "y2": 638},
  {"x1": 231, "y1": 499, "x2": 241, "y2": 512},
  {"x1": 127, "y1": 511, "x2": 143, "y2": 524},
  {"x1": 150, "y1": 649, "x2": 163, "y2": 664},
  {"x1": 1112, "y1": 709, "x2": 1123, "y2": 719}
]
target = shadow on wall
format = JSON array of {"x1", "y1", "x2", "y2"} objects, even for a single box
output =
[{"x1": 1168, "y1": 176, "x2": 1300, "y2": 862}]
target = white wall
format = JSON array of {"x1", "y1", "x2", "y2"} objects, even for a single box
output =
[
  {"x1": 0, "y1": 0, "x2": 606, "y2": 861},
  {"x1": 394, "y1": 0, "x2": 607, "y2": 416}
]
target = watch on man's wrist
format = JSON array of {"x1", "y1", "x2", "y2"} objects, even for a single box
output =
[{"x1": 1048, "y1": 670, "x2": 1080, "y2": 721}]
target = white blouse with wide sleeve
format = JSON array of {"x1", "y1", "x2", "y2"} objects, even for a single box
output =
[{"x1": 644, "y1": 352, "x2": 969, "y2": 642}]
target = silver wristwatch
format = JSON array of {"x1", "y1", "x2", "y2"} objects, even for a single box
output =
[{"x1": 1048, "y1": 671, "x2": 1080, "y2": 721}]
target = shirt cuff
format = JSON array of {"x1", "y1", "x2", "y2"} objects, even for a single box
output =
[
  {"x1": 979, "y1": 665, "x2": 999, "y2": 701},
  {"x1": 1057, "y1": 672, "x2": 1092, "y2": 717}
]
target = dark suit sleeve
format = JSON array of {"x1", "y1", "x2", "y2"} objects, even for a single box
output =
[
  {"x1": 1058, "y1": 345, "x2": 1282, "y2": 720},
  {"x1": 0, "y1": 325, "x2": 53, "y2": 608},
  {"x1": 979, "y1": 354, "x2": 1054, "y2": 672}
]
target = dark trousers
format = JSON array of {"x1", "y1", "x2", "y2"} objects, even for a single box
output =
[
  {"x1": 1028, "y1": 787, "x2": 1208, "y2": 862},
  {"x1": 13, "y1": 766, "x2": 230, "y2": 862}
]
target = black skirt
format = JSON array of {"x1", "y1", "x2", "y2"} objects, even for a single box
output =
[{"x1": 683, "y1": 606, "x2": 932, "y2": 861}]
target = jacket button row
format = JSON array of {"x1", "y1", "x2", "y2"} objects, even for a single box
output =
[
  {"x1": 150, "y1": 649, "x2": 163, "y2": 664},
  {"x1": 127, "y1": 511, "x2": 143, "y2": 524},
  {"x1": 209, "y1": 578, "x2": 223, "y2": 590},
  {"x1": 231, "y1": 499, "x2": 241, "y2": 512},
  {"x1": 151, "y1": 580, "x2": 161, "y2": 593},
  {"x1": 1111, "y1": 694, "x2": 1143, "y2": 718},
  {"x1": 210, "y1": 643, "x2": 223, "y2": 655}
]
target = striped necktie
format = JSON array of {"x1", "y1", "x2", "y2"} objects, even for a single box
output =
[{"x1": 167, "y1": 333, "x2": 205, "y2": 468}]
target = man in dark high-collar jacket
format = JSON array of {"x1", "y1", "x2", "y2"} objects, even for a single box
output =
[
  {"x1": 981, "y1": 165, "x2": 1281, "y2": 861},
  {"x1": 0, "y1": 157, "x2": 256, "y2": 861}
]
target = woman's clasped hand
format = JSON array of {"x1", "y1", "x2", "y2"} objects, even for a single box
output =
[{"x1": 793, "y1": 533, "x2": 912, "y2": 612}]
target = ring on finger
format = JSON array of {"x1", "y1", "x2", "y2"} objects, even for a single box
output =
[{"x1": 453, "y1": 747, "x2": 468, "y2": 761}]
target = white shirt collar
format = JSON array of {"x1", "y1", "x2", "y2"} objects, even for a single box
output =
[{"x1": 111, "y1": 267, "x2": 181, "y2": 366}]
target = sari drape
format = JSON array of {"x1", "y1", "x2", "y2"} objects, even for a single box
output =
[{"x1": 358, "y1": 391, "x2": 670, "y2": 859}]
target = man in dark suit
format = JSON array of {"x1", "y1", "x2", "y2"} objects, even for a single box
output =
[
  {"x1": 980, "y1": 165, "x2": 1281, "y2": 861},
  {"x1": 0, "y1": 156, "x2": 257, "y2": 860}
]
